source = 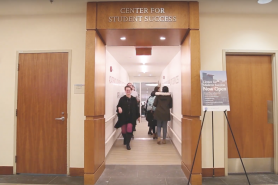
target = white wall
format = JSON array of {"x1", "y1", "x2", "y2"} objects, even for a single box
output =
[
  {"x1": 0, "y1": 8, "x2": 87, "y2": 168},
  {"x1": 129, "y1": 76, "x2": 159, "y2": 83},
  {"x1": 160, "y1": 50, "x2": 182, "y2": 155},
  {"x1": 200, "y1": 13, "x2": 278, "y2": 169},
  {"x1": 105, "y1": 51, "x2": 129, "y2": 156}
]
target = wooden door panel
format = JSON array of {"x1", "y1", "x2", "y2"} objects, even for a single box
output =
[
  {"x1": 227, "y1": 55, "x2": 273, "y2": 158},
  {"x1": 17, "y1": 53, "x2": 68, "y2": 174}
]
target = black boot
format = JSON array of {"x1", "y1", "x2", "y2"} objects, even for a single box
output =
[
  {"x1": 122, "y1": 133, "x2": 127, "y2": 145},
  {"x1": 148, "y1": 127, "x2": 153, "y2": 135},
  {"x1": 126, "y1": 133, "x2": 132, "y2": 150}
]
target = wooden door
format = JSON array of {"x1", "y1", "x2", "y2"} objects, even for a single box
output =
[
  {"x1": 226, "y1": 55, "x2": 274, "y2": 159},
  {"x1": 16, "y1": 53, "x2": 68, "y2": 174}
]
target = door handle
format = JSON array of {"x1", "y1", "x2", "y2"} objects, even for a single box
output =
[{"x1": 55, "y1": 117, "x2": 65, "y2": 121}]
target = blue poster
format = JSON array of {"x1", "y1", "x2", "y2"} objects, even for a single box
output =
[{"x1": 200, "y1": 71, "x2": 230, "y2": 111}]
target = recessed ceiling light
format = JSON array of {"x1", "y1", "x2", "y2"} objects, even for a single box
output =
[
  {"x1": 160, "y1": 37, "x2": 166, "y2": 40},
  {"x1": 120, "y1": 37, "x2": 126, "y2": 40},
  {"x1": 258, "y1": 0, "x2": 272, "y2": 4}
]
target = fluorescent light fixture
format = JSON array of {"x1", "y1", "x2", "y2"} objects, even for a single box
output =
[
  {"x1": 160, "y1": 37, "x2": 166, "y2": 40},
  {"x1": 146, "y1": 84, "x2": 158, "y2": 86},
  {"x1": 120, "y1": 37, "x2": 126, "y2": 40},
  {"x1": 139, "y1": 55, "x2": 149, "y2": 64},
  {"x1": 258, "y1": 0, "x2": 272, "y2": 4}
]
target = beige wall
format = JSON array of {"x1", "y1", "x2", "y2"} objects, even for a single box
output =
[
  {"x1": 0, "y1": 12, "x2": 87, "y2": 168},
  {"x1": 200, "y1": 13, "x2": 278, "y2": 169}
]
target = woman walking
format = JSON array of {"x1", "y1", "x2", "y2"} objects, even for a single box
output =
[
  {"x1": 146, "y1": 91, "x2": 157, "y2": 139},
  {"x1": 153, "y1": 86, "x2": 172, "y2": 144},
  {"x1": 115, "y1": 85, "x2": 140, "y2": 150}
]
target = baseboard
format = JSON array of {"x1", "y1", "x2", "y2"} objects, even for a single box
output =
[
  {"x1": 0, "y1": 166, "x2": 13, "y2": 175},
  {"x1": 70, "y1": 168, "x2": 84, "y2": 176},
  {"x1": 202, "y1": 168, "x2": 225, "y2": 177}
]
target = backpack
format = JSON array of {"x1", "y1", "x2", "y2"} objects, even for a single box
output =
[{"x1": 146, "y1": 96, "x2": 156, "y2": 111}]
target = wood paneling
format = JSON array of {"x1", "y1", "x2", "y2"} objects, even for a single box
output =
[
  {"x1": 226, "y1": 55, "x2": 274, "y2": 158},
  {"x1": 98, "y1": 29, "x2": 187, "y2": 46},
  {"x1": 84, "y1": 162, "x2": 105, "y2": 185},
  {"x1": 136, "y1": 48, "x2": 152, "y2": 55},
  {"x1": 202, "y1": 168, "x2": 225, "y2": 177},
  {"x1": 94, "y1": 33, "x2": 106, "y2": 116},
  {"x1": 181, "y1": 30, "x2": 201, "y2": 117},
  {"x1": 182, "y1": 117, "x2": 202, "y2": 174},
  {"x1": 17, "y1": 53, "x2": 68, "y2": 174},
  {"x1": 182, "y1": 162, "x2": 202, "y2": 185},
  {"x1": 84, "y1": 118, "x2": 105, "y2": 173},
  {"x1": 96, "y1": 2, "x2": 189, "y2": 29},
  {"x1": 0, "y1": 166, "x2": 13, "y2": 175},
  {"x1": 85, "y1": 31, "x2": 96, "y2": 116},
  {"x1": 70, "y1": 168, "x2": 84, "y2": 176},
  {"x1": 189, "y1": 2, "x2": 199, "y2": 30},
  {"x1": 85, "y1": 31, "x2": 105, "y2": 116},
  {"x1": 86, "y1": 3, "x2": 96, "y2": 30},
  {"x1": 84, "y1": 28, "x2": 105, "y2": 184}
]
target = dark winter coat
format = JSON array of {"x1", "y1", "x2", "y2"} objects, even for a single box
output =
[
  {"x1": 114, "y1": 95, "x2": 140, "y2": 129},
  {"x1": 153, "y1": 92, "x2": 172, "y2": 121}
]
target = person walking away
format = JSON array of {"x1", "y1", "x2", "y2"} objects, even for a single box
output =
[
  {"x1": 153, "y1": 86, "x2": 172, "y2": 144},
  {"x1": 154, "y1": 86, "x2": 160, "y2": 93},
  {"x1": 145, "y1": 91, "x2": 157, "y2": 139},
  {"x1": 115, "y1": 86, "x2": 140, "y2": 150}
]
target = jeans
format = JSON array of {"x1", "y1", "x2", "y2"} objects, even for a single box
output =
[{"x1": 157, "y1": 120, "x2": 167, "y2": 139}]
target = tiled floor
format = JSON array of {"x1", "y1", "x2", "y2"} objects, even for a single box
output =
[{"x1": 1, "y1": 166, "x2": 278, "y2": 185}]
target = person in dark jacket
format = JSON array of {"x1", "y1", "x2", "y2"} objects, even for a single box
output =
[
  {"x1": 153, "y1": 86, "x2": 172, "y2": 144},
  {"x1": 145, "y1": 91, "x2": 158, "y2": 139},
  {"x1": 114, "y1": 85, "x2": 140, "y2": 150}
]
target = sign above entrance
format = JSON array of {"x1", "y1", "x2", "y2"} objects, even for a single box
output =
[
  {"x1": 109, "y1": 7, "x2": 177, "y2": 23},
  {"x1": 96, "y1": 2, "x2": 190, "y2": 29},
  {"x1": 200, "y1": 71, "x2": 230, "y2": 111}
]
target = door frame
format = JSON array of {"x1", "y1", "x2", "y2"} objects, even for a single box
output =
[
  {"x1": 13, "y1": 50, "x2": 72, "y2": 175},
  {"x1": 222, "y1": 50, "x2": 278, "y2": 175}
]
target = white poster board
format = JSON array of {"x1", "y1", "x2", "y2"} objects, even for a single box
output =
[{"x1": 200, "y1": 71, "x2": 230, "y2": 111}]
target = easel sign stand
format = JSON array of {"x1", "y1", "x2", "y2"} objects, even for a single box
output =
[{"x1": 187, "y1": 71, "x2": 251, "y2": 185}]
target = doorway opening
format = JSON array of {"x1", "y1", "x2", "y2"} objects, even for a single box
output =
[
  {"x1": 84, "y1": 2, "x2": 201, "y2": 184},
  {"x1": 104, "y1": 46, "x2": 182, "y2": 165}
]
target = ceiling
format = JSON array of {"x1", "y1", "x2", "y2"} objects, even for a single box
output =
[
  {"x1": 98, "y1": 29, "x2": 188, "y2": 46},
  {"x1": 106, "y1": 46, "x2": 180, "y2": 79}
]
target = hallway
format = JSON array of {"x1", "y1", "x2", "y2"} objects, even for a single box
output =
[{"x1": 105, "y1": 119, "x2": 180, "y2": 165}]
